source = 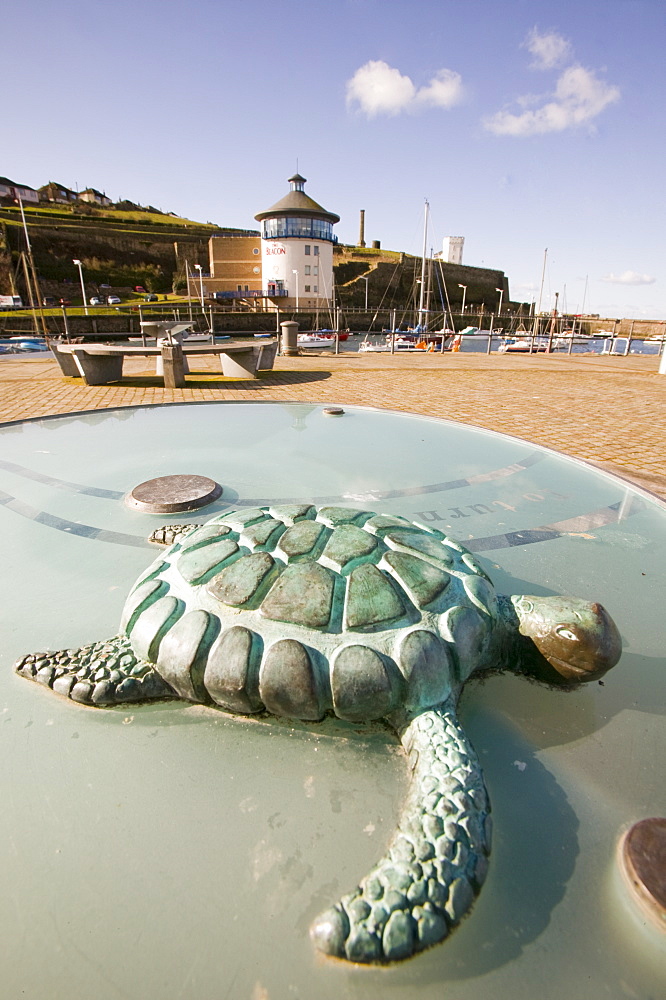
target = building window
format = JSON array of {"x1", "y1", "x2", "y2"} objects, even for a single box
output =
[
  {"x1": 237, "y1": 285, "x2": 242, "y2": 291},
  {"x1": 253, "y1": 266, "x2": 260, "y2": 273},
  {"x1": 260, "y1": 221, "x2": 337, "y2": 243},
  {"x1": 304, "y1": 265, "x2": 311, "y2": 275},
  {"x1": 313, "y1": 285, "x2": 318, "y2": 293},
  {"x1": 304, "y1": 245, "x2": 311, "y2": 255},
  {"x1": 304, "y1": 285, "x2": 311, "y2": 292},
  {"x1": 313, "y1": 266, "x2": 318, "y2": 275},
  {"x1": 252, "y1": 248, "x2": 259, "y2": 255},
  {"x1": 313, "y1": 246, "x2": 319, "y2": 256}
]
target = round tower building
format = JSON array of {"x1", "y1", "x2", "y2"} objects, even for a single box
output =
[{"x1": 254, "y1": 174, "x2": 339, "y2": 309}]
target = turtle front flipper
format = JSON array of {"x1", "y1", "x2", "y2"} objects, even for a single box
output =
[
  {"x1": 310, "y1": 697, "x2": 492, "y2": 963},
  {"x1": 15, "y1": 634, "x2": 177, "y2": 706},
  {"x1": 149, "y1": 524, "x2": 202, "y2": 546}
]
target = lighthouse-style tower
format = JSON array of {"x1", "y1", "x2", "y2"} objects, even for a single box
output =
[{"x1": 254, "y1": 174, "x2": 339, "y2": 309}]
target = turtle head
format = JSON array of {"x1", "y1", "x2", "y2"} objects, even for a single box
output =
[{"x1": 507, "y1": 595, "x2": 622, "y2": 685}]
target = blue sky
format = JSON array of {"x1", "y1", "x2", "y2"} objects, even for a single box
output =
[{"x1": 6, "y1": 0, "x2": 665, "y2": 318}]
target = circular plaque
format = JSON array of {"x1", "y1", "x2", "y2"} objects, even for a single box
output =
[
  {"x1": 126, "y1": 474, "x2": 222, "y2": 513},
  {"x1": 619, "y1": 817, "x2": 666, "y2": 927}
]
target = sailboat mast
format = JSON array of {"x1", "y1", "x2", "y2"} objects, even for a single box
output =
[
  {"x1": 417, "y1": 200, "x2": 428, "y2": 330},
  {"x1": 536, "y1": 247, "x2": 548, "y2": 314},
  {"x1": 531, "y1": 246, "x2": 548, "y2": 339}
]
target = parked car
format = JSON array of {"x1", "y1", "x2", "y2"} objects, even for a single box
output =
[
  {"x1": 144, "y1": 293, "x2": 158, "y2": 302},
  {"x1": 134, "y1": 285, "x2": 146, "y2": 293},
  {"x1": 59, "y1": 298, "x2": 71, "y2": 306},
  {"x1": 99, "y1": 284, "x2": 111, "y2": 290},
  {"x1": 107, "y1": 296, "x2": 121, "y2": 305},
  {"x1": 42, "y1": 296, "x2": 56, "y2": 307},
  {"x1": 90, "y1": 297, "x2": 103, "y2": 306},
  {"x1": 0, "y1": 295, "x2": 23, "y2": 309}
]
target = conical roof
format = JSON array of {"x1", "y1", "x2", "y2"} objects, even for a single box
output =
[{"x1": 255, "y1": 175, "x2": 339, "y2": 224}]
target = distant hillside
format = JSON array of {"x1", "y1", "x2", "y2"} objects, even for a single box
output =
[
  {"x1": 0, "y1": 200, "x2": 519, "y2": 318},
  {"x1": 332, "y1": 244, "x2": 516, "y2": 318},
  {"x1": 0, "y1": 201, "x2": 254, "y2": 297}
]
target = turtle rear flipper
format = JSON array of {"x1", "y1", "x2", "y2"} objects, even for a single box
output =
[
  {"x1": 310, "y1": 698, "x2": 492, "y2": 963},
  {"x1": 14, "y1": 634, "x2": 177, "y2": 706}
]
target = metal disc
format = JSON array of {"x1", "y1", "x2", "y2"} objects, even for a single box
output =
[
  {"x1": 126, "y1": 475, "x2": 222, "y2": 513},
  {"x1": 619, "y1": 817, "x2": 666, "y2": 928},
  {"x1": 323, "y1": 407, "x2": 345, "y2": 416}
]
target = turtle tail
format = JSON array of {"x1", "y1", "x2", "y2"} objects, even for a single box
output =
[
  {"x1": 14, "y1": 634, "x2": 177, "y2": 706},
  {"x1": 310, "y1": 697, "x2": 491, "y2": 963}
]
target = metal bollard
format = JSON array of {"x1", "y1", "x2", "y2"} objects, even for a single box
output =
[{"x1": 280, "y1": 321, "x2": 299, "y2": 356}]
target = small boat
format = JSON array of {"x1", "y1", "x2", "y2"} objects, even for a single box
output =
[
  {"x1": 312, "y1": 330, "x2": 349, "y2": 342},
  {"x1": 358, "y1": 338, "x2": 388, "y2": 353},
  {"x1": 182, "y1": 330, "x2": 214, "y2": 343},
  {"x1": 3, "y1": 337, "x2": 49, "y2": 352},
  {"x1": 297, "y1": 334, "x2": 333, "y2": 348},
  {"x1": 553, "y1": 333, "x2": 595, "y2": 347},
  {"x1": 358, "y1": 335, "x2": 432, "y2": 353},
  {"x1": 497, "y1": 337, "x2": 549, "y2": 354}
]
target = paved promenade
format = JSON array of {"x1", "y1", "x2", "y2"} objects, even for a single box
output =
[{"x1": 1, "y1": 347, "x2": 664, "y2": 500}]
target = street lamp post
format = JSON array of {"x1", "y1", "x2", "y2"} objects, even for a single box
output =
[
  {"x1": 495, "y1": 287, "x2": 504, "y2": 328},
  {"x1": 547, "y1": 291, "x2": 559, "y2": 353},
  {"x1": 292, "y1": 269, "x2": 299, "y2": 310},
  {"x1": 185, "y1": 260, "x2": 193, "y2": 323},
  {"x1": 458, "y1": 284, "x2": 467, "y2": 318},
  {"x1": 73, "y1": 259, "x2": 88, "y2": 315},
  {"x1": 194, "y1": 264, "x2": 205, "y2": 308}
]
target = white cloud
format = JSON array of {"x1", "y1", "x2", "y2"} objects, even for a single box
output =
[
  {"x1": 524, "y1": 28, "x2": 572, "y2": 69},
  {"x1": 601, "y1": 271, "x2": 656, "y2": 286},
  {"x1": 346, "y1": 60, "x2": 463, "y2": 117},
  {"x1": 485, "y1": 65, "x2": 620, "y2": 136},
  {"x1": 414, "y1": 69, "x2": 464, "y2": 110},
  {"x1": 346, "y1": 60, "x2": 415, "y2": 116}
]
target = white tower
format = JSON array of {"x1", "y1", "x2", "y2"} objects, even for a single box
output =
[
  {"x1": 443, "y1": 237, "x2": 464, "y2": 265},
  {"x1": 254, "y1": 174, "x2": 339, "y2": 308}
]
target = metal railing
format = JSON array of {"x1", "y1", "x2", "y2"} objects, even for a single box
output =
[{"x1": 211, "y1": 289, "x2": 289, "y2": 300}]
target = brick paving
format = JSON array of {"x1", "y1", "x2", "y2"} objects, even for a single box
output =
[{"x1": 1, "y1": 347, "x2": 664, "y2": 500}]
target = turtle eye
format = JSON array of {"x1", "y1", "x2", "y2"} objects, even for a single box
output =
[
  {"x1": 517, "y1": 599, "x2": 534, "y2": 614},
  {"x1": 555, "y1": 626, "x2": 578, "y2": 641}
]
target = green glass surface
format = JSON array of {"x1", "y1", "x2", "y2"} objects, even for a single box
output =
[{"x1": 0, "y1": 402, "x2": 664, "y2": 999}]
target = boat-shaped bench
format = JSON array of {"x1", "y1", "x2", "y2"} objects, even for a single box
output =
[{"x1": 52, "y1": 339, "x2": 278, "y2": 386}]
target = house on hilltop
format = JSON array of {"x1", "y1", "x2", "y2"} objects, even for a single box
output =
[
  {"x1": 79, "y1": 187, "x2": 112, "y2": 207},
  {"x1": 39, "y1": 181, "x2": 78, "y2": 204},
  {"x1": 0, "y1": 177, "x2": 40, "y2": 204}
]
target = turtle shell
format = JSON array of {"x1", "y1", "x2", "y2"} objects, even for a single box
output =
[{"x1": 120, "y1": 506, "x2": 499, "y2": 722}]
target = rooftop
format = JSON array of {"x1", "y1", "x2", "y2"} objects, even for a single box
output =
[{"x1": 255, "y1": 174, "x2": 340, "y2": 224}]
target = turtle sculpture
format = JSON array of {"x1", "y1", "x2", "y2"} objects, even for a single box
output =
[{"x1": 15, "y1": 504, "x2": 622, "y2": 964}]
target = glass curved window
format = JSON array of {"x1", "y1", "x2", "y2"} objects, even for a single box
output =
[{"x1": 261, "y1": 217, "x2": 336, "y2": 242}]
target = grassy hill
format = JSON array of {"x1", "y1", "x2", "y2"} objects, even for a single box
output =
[{"x1": 0, "y1": 201, "x2": 252, "y2": 298}]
